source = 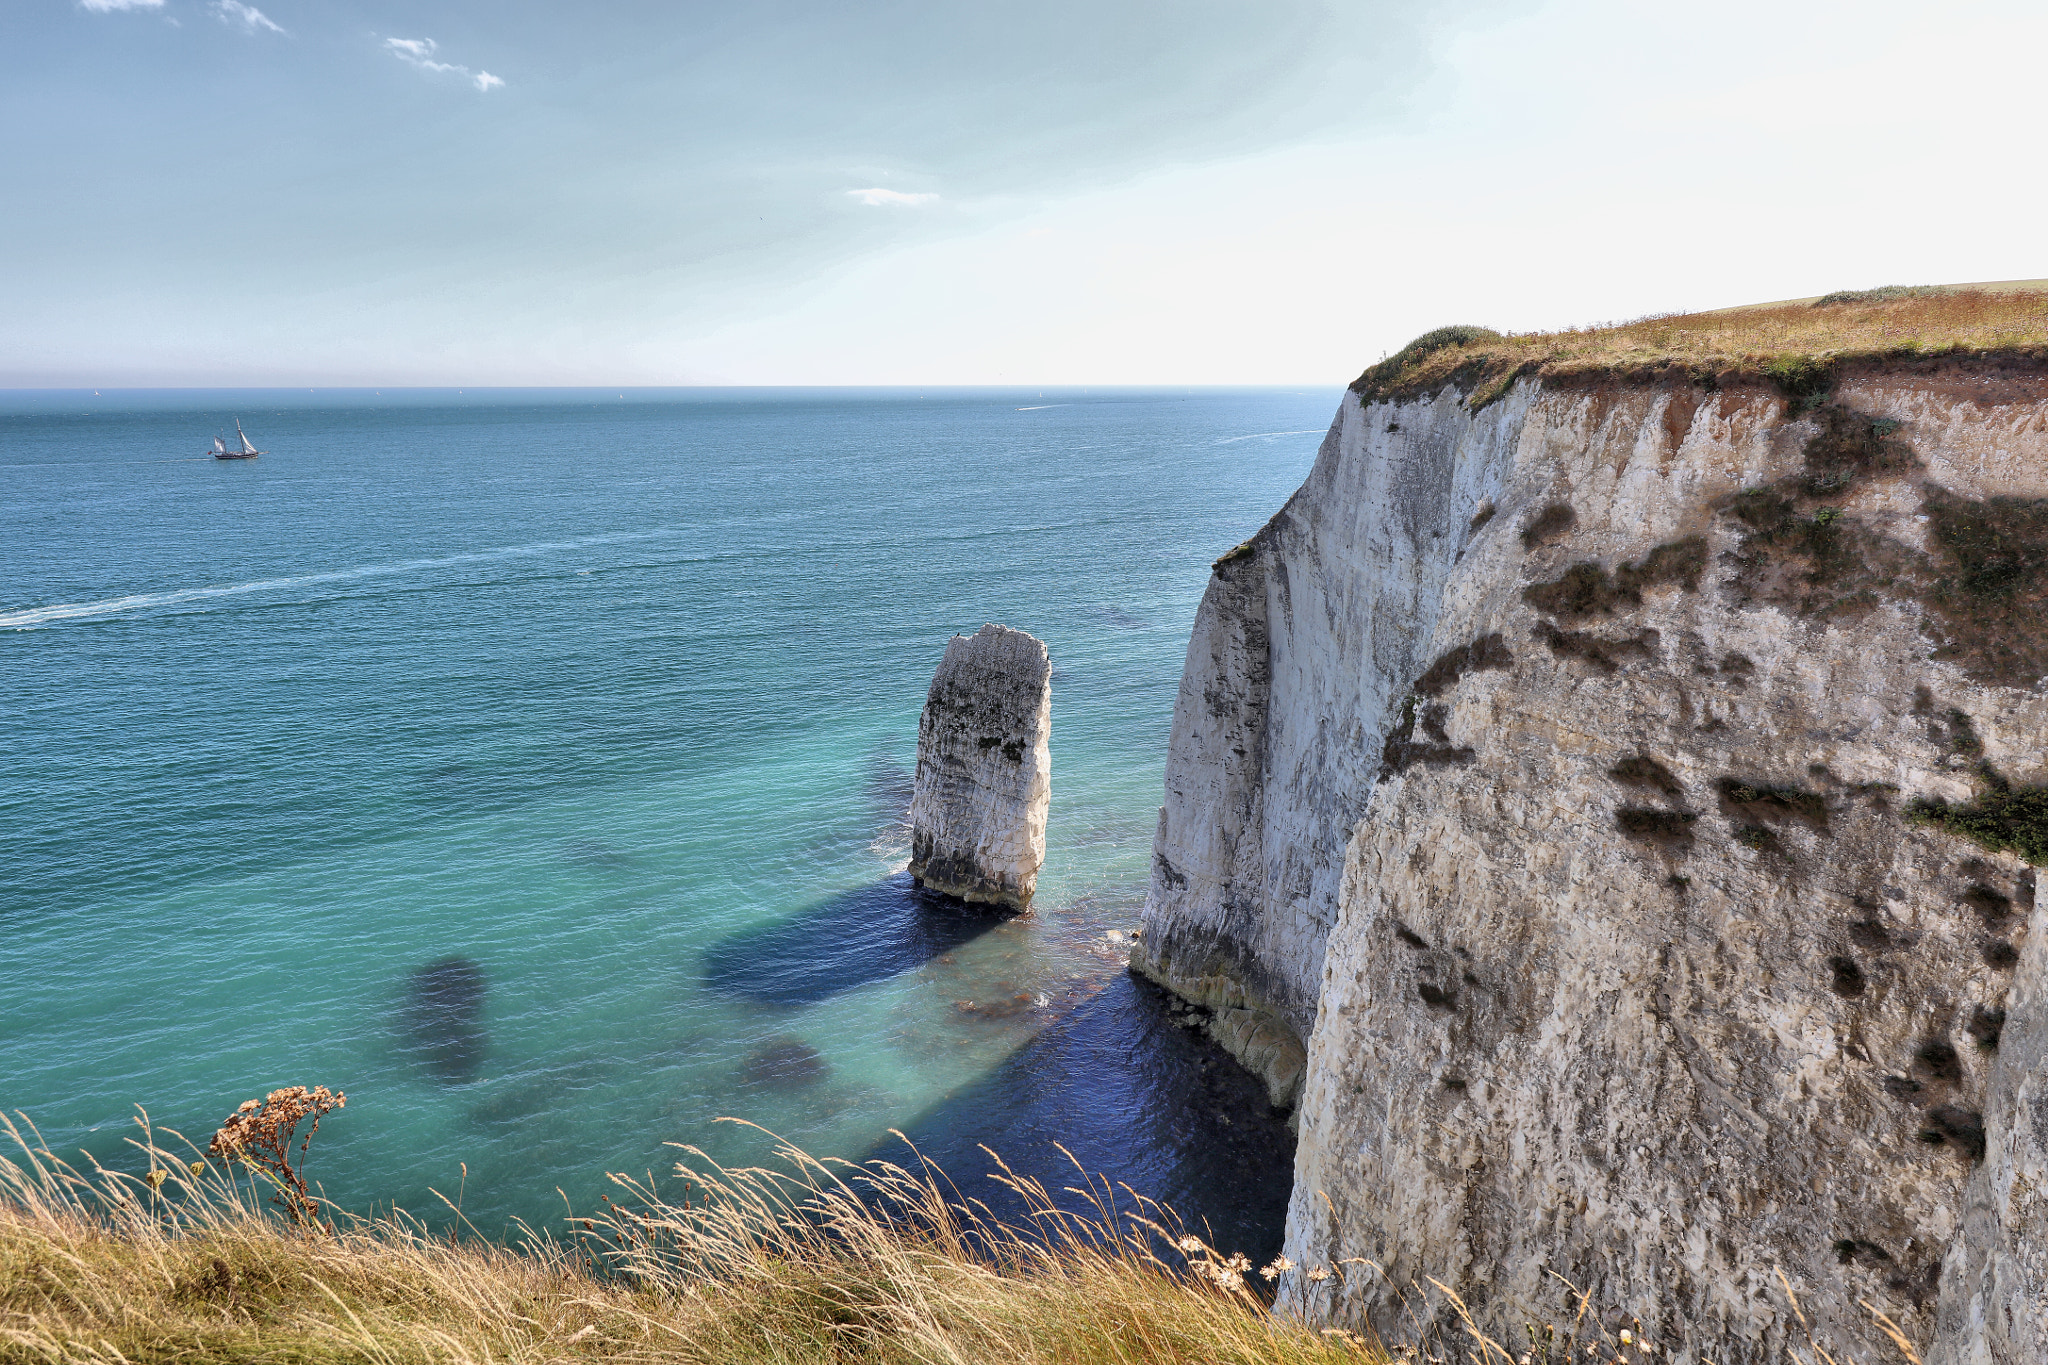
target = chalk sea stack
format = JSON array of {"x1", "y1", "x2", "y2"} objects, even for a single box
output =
[{"x1": 908, "y1": 623, "x2": 1051, "y2": 910}]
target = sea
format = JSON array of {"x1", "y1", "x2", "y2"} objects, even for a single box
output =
[{"x1": 0, "y1": 387, "x2": 1332, "y2": 1255}]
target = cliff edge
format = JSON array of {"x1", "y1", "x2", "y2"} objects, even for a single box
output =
[{"x1": 1134, "y1": 289, "x2": 2048, "y2": 1364}]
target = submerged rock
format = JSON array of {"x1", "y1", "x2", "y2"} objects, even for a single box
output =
[
  {"x1": 400, "y1": 957, "x2": 486, "y2": 1084},
  {"x1": 908, "y1": 624, "x2": 1052, "y2": 910},
  {"x1": 739, "y1": 1036, "x2": 829, "y2": 1091}
]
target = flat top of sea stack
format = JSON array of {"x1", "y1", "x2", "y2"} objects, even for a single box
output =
[{"x1": 940, "y1": 623, "x2": 1050, "y2": 686}]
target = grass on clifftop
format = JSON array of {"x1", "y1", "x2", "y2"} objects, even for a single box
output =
[
  {"x1": 0, "y1": 1104, "x2": 1928, "y2": 1365},
  {"x1": 0, "y1": 1111, "x2": 1406, "y2": 1365},
  {"x1": 1353, "y1": 284, "x2": 2048, "y2": 408}
]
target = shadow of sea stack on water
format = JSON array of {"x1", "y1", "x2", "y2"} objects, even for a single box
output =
[{"x1": 699, "y1": 872, "x2": 1013, "y2": 1006}]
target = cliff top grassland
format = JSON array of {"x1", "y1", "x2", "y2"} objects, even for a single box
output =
[
  {"x1": 1353, "y1": 281, "x2": 2048, "y2": 408},
  {"x1": 0, "y1": 1109, "x2": 1406, "y2": 1365}
]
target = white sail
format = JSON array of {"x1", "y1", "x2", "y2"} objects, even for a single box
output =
[{"x1": 235, "y1": 421, "x2": 258, "y2": 453}]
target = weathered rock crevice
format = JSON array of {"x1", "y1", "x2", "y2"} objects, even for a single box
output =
[{"x1": 1136, "y1": 368, "x2": 2048, "y2": 1365}]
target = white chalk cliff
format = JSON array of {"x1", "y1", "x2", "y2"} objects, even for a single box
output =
[
  {"x1": 1134, "y1": 361, "x2": 2048, "y2": 1364},
  {"x1": 908, "y1": 623, "x2": 1052, "y2": 910}
]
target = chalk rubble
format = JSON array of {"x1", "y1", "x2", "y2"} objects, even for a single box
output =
[{"x1": 908, "y1": 623, "x2": 1051, "y2": 910}]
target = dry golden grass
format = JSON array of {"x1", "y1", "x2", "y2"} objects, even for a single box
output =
[
  {"x1": 0, "y1": 1113, "x2": 1404, "y2": 1365},
  {"x1": 1355, "y1": 286, "x2": 2048, "y2": 408},
  {"x1": 0, "y1": 1110, "x2": 1925, "y2": 1365}
]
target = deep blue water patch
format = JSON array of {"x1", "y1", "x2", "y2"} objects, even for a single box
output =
[{"x1": 884, "y1": 971, "x2": 1296, "y2": 1263}]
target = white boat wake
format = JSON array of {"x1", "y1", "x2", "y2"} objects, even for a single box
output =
[
  {"x1": 1, "y1": 528, "x2": 682, "y2": 630},
  {"x1": 1214, "y1": 429, "x2": 1323, "y2": 444}
]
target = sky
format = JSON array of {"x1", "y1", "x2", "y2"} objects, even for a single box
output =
[{"x1": 4, "y1": 0, "x2": 2044, "y2": 386}]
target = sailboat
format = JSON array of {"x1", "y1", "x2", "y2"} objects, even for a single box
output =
[{"x1": 212, "y1": 420, "x2": 264, "y2": 460}]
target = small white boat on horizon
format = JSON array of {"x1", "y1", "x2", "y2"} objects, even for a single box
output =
[{"x1": 212, "y1": 420, "x2": 264, "y2": 460}]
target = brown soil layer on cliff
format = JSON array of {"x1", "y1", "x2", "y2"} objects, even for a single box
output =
[{"x1": 1352, "y1": 287, "x2": 2048, "y2": 408}]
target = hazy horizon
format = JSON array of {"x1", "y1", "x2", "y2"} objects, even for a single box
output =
[{"x1": 8, "y1": 0, "x2": 2045, "y2": 387}]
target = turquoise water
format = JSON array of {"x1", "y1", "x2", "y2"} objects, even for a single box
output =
[{"x1": 0, "y1": 388, "x2": 1328, "y2": 1246}]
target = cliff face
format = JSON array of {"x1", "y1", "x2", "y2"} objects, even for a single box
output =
[
  {"x1": 908, "y1": 624, "x2": 1052, "y2": 910},
  {"x1": 1135, "y1": 366, "x2": 2048, "y2": 1364}
]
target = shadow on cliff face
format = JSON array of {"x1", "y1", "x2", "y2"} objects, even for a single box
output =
[
  {"x1": 877, "y1": 972, "x2": 1295, "y2": 1264},
  {"x1": 701, "y1": 872, "x2": 1013, "y2": 1006},
  {"x1": 398, "y1": 957, "x2": 487, "y2": 1084}
]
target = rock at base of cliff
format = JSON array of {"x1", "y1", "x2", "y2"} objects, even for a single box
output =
[{"x1": 907, "y1": 623, "x2": 1052, "y2": 910}]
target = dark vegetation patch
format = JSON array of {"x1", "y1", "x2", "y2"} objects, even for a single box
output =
[
  {"x1": 1961, "y1": 883, "x2": 2013, "y2": 927},
  {"x1": 1881, "y1": 1075, "x2": 1925, "y2": 1102},
  {"x1": 1826, "y1": 955, "x2": 1867, "y2": 998},
  {"x1": 1522, "y1": 540, "x2": 1708, "y2": 619},
  {"x1": 1911, "y1": 1039, "x2": 1963, "y2": 1085},
  {"x1": 1520, "y1": 502, "x2": 1577, "y2": 549},
  {"x1": 1886, "y1": 1261, "x2": 1943, "y2": 1311},
  {"x1": 1918, "y1": 1105, "x2": 1987, "y2": 1162},
  {"x1": 1718, "y1": 412, "x2": 2048, "y2": 682},
  {"x1": 1919, "y1": 487, "x2": 2048, "y2": 685},
  {"x1": 1536, "y1": 622, "x2": 1659, "y2": 674},
  {"x1": 1350, "y1": 325, "x2": 1506, "y2": 404},
  {"x1": 1212, "y1": 539, "x2": 1256, "y2": 570},
  {"x1": 1801, "y1": 404, "x2": 1919, "y2": 482},
  {"x1": 1469, "y1": 501, "x2": 1496, "y2": 532},
  {"x1": 1412, "y1": 634, "x2": 1513, "y2": 697},
  {"x1": 1967, "y1": 1005, "x2": 2007, "y2": 1050},
  {"x1": 1833, "y1": 1237, "x2": 1894, "y2": 1267},
  {"x1": 1815, "y1": 285, "x2": 1942, "y2": 307},
  {"x1": 1983, "y1": 939, "x2": 2020, "y2": 969},
  {"x1": 1610, "y1": 756, "x2": 1684, "y2": 798},
  {"x1": 1718, "y1": 405, "x2": 1925, "y2": 618},
  {"x1": 1763, "y1": 355, "x2": 1835, "y2": 413},
  {"x1": 1616, "y1": 807, "x2": 1697, "y2": 852},
  {"x1": 1395, "y1": 925, "x2": 1430, "y2": 950},
  {"x1": 1416, "y1": 981, "x2": 1459, "y2": 1011},
  {"x1": 1733, "y1": 824, "x2": 1783, "y2": 855},
  {"x1": 1717, "y1": 778, "x2": 1830, "y2": 833},
  {"x1": 1848, "y1": 917, "x2": 1893, "y2": 951},
  {"x1": 1379, "y1": 696, "x2": 1475, "y2": 777},
  {"x1": 1910, "y1": 785, "x2": 2048, "y2": 865}
]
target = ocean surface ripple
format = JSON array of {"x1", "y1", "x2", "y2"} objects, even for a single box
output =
[{"x1": 0, "y1": 387, "x2": 1329, "y2": 1253}]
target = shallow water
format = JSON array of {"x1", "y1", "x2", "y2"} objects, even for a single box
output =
[{"x1": 0, "y1": 387, "x2": 1328, "y2": 1249}]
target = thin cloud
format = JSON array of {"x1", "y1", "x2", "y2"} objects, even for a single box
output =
[
  {"x1": 78, "y1": 0, "x2": 164, "y2": 11},
  {"x1": 212, "y1": 0, "x2": 283, "y2": 34},
  {"x1": 384, "y1": 37, "x2": 504, "y2": 93},
  {"x1": 846, "y1": 188, "x2": 939, "y2": 207}
]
